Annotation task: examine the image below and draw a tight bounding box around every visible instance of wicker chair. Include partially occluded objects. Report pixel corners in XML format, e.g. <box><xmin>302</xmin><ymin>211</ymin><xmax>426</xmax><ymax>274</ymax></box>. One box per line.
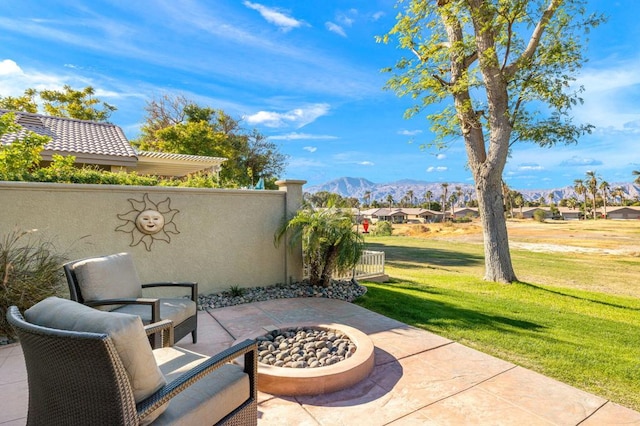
<box><xmin>63</xmin><ymin>252</ymin><xmax>198</xmax><ymax>346</ymax></box>
<box><xmin>7</xmin><ymin>298</ymin><xmax>258</xmax><ymax>425</ymax></box>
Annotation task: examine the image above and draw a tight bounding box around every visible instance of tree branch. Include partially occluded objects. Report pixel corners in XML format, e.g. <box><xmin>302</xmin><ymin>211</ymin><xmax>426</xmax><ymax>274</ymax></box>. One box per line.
<box><xmin>504</xmin><ymin>0</ymin><xmax>562</xmax><ymax>76</ymax></box>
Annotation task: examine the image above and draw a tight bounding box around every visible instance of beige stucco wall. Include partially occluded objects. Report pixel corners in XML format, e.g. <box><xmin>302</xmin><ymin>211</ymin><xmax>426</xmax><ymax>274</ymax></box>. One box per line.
<box><xmin>0</xmin><ymin>180</ymin><xmax>305</xmax><ymax>296</ymax></box>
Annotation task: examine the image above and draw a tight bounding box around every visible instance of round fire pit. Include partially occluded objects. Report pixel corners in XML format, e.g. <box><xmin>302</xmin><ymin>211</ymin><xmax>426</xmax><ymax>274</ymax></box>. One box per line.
<box><xmin>235</xmin><ymin>322</ymin><xmax>375</xmax><ymax>396</ymax></box>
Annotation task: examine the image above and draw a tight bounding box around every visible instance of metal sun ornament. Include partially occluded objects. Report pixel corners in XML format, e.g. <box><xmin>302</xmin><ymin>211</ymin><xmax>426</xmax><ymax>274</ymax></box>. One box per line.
<box><xmin>116</xmin><ymin>193</ymin><xmax>180</xmax><ymax>251</ymax></box>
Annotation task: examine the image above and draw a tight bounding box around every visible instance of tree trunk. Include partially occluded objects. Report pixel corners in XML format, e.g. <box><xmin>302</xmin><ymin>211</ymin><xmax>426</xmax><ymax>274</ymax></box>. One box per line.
<box><xmin>320</xmin><ymin>246</ymin><xmax>339</xmax><ymax>287</ymax></box>
<box><xmin>475</xmin><ymin>173</ymin><xmax>518</xmax><ymax>283</ymax></box>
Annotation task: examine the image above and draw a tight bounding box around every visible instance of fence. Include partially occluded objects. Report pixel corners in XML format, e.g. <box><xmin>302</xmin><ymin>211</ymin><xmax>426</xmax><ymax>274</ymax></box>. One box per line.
<box><xmin>319</xmin><ymin>250</ymin><xmax>386</xmax><ymax>281</ymax></box>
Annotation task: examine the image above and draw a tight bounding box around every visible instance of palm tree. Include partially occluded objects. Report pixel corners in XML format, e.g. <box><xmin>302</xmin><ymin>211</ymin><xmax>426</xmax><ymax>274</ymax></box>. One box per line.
<box><xmin>440</xmin><ymin>183</ymin><xmax>449</xmax><ymax>221</ymax></box>
<box><xmin>612</xmin><ymin>186</ymin><xmax>625</xmax><ymax>206</ymax></box>
<box><xmin>454</xmin><ymin>186</ymin><xmax>463</xmax><ymax>207</ymax></box>
<box><xmin>573</xmin><ymin>179</ymin><xmax>587</xmax><ymax>219</ymax></box>
<box><xmin>585</xmin><ymin>171</ymin><xmax>599</xmax><ymax>219</ymax></box>
<box><xmin>406</xmin><ymin>190</ymin><xmax>414</xmax><ymax>207</ymax></box>
<box><xmin>363</xmin><ymin>191</ymin><xmax>371</xmax><ymax>208</ymax></box>
<box><xmin>425</xmin><ymin>190</ymin><xmax>433</xmax><ymax>210</ymax></box>
<box><xmin>548</xmin><ymin>192</ymin><xmax>555</xmax><ymax>206</ymax></box>
<box><xmin>599</xmin><ymin>180</ymin><xmax>610</xmax><ymax>219</ymax></box>
<box><xmin>633</xmin><ymin>170</ymin><xmax>640</xmax><ymax>185</ymax></box>
<box><xmin>275</xmin><ymin>206</ymin><xmax>364</xmax><ymax>287</ymax></box>
<box><xmin>385</xmin><ymin>194</ymin><xmax>394</xmax><ymax>209</ymax></box>
<box><xmin>513</xmin><ymin>192</ymin><xmax>524</xmax><ymax>217</ymax></box>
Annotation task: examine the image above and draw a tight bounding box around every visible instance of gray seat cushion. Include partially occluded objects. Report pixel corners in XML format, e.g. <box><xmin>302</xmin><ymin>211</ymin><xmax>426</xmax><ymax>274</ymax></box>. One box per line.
<box><xmin>152</xmin><ymin>346</ymin><xmax>250</xmax><ymax>425</ymax></box>
<box><xmin>114</xmin><ymin>298</ymin><xmax>196</xmax><ymax>326</ymax></box>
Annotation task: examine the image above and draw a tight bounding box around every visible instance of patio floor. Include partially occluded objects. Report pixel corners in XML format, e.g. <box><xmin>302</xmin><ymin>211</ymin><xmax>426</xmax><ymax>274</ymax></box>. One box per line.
<box><xmin>1</xmin><ymin>297</ymin><xmax>639</xmax><ymax>425</ymax></box>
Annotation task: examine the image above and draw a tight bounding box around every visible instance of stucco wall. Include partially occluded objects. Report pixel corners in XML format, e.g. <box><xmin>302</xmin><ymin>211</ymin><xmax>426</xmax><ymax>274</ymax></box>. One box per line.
<box><xmin>0</xmin><ymin>180</ymin><xmax>306</xmax><ymax>296</ymax></box>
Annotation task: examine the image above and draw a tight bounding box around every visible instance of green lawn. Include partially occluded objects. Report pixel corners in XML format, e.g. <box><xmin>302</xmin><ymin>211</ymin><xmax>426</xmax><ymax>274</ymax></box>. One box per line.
<box><xmin>354</xmin><ymin>235</ymin><xmax>640</xmax><ymax>411</ymax></box>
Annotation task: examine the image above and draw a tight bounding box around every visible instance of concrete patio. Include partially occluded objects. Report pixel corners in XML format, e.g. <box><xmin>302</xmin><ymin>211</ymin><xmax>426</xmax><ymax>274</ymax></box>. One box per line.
<box><xmin>1</xmin><ymin>297</ymin><xmax>639</xmax><ymax>425</ymax></box>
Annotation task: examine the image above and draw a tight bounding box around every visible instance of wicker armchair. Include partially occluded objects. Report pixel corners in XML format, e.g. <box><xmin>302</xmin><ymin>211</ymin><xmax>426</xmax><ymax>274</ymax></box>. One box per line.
<box><xmin>63</xmin><ymin>252</ymin><xmax>198</xmax><ymax>346</ymax></box>
<box><xmin>7</xmin><ymin>298</ymin><xmax>257</xmax><ymax>425</ymax></box>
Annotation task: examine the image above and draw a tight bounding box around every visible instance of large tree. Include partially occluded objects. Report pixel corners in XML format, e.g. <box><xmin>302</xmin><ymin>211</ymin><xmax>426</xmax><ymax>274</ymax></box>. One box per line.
<box><xmin>380</xmin><ymin>0</ymin><xmax>602</xmax><ymax>282</ymax></box>
<box><xmin>136</xmin><ymin>95</ymin><xmax>287</xmax><ymax>188</ymax></box>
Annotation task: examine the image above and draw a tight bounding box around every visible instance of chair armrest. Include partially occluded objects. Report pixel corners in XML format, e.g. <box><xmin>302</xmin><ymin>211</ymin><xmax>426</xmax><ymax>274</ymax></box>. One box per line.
<box><xmin>83</xmin><ymin>298</ymin><xmax>161</xmax><ymax>323</ymax></box>
<box><xmin>144</xmin><ymin>319</ymin><xmax>174</xmax><ymax>348</ymax></box>
<box><xmin>141</xmin><ymin>282</ymin><xmax>198</xmax><ymax>302</ymax></box>
<box><xmin>136</xmin><ymin>339</ymin><xmax>258</xmax><ymax>421</ymax></box>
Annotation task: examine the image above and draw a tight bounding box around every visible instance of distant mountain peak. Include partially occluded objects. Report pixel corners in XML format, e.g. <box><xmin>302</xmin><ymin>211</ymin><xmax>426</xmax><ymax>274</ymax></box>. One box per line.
<box><xmin>305</xmin><ymin>176</ymin><xmax>640</xmax><ymax>203</ymax></box>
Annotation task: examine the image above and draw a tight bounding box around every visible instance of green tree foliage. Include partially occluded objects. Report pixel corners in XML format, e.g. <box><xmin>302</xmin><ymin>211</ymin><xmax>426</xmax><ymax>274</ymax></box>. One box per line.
<box><xmin>372</xmin><ymin>220</ymin><xmax>393</xmax><ymax>236</ymax></box>
<box><xmin>305</xmin><ymin>191</ymin><xmax>359</xmax><ymax>208</ymax></box>
<box><xmin>39</xmin><ymin>85</ymin><xmax>116</xmax><ymax>122</ymax></box>
<box><xmin>0</xmin><ymin>86</ymin><xmax>116</xmax><ymax>122</ymax></box>
<box><xmin>0</xmin><ymin>112</ymin><xmax>50</xmax><ymax>177</ymax></box>
<box><xmin>533</xmin><ymin>209</ymin><xmax>547</xmax><ymax>223</ymax></box>
<box><xmin>379</xmin><ymin>0</ymin><xmax>603</xmax><ymax>282</ymax></box>
<box><xmin>135</xmin><ymin>94</ymin><xmax>287</xmax><ymax>188</ymax></box>
<box><xmin>275</xmin><ymin>206</ymin><xmax>364</xmax><ymax>287</ymax></box>
<box><xmin>0</xmin><ymin>88</ymin><xmax>38</xmax><ymax>113</ymax></box>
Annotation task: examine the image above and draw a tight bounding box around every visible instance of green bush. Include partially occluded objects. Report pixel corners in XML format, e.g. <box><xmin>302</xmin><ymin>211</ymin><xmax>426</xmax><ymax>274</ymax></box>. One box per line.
<box><xmin>0</xmin><ymin>229</ymin><xmax>68</xmax><ymax>340</ymax></box>
<box><xmin>533</xmin><ymin>209</ymin><xmax>547</xmax><ymax>223</ymax></box>
<box><xmin>373</xmin><ymin>220</ymin><xmax>393</xmax><ymax>236</ymax></box>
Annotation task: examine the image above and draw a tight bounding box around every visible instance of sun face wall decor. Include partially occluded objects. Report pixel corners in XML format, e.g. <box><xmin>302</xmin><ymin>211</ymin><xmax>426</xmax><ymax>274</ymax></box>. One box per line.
<box><xmin>116</xmin><ymin>193</ymin><xmax>180</xmax><ymax>251</ymax></box>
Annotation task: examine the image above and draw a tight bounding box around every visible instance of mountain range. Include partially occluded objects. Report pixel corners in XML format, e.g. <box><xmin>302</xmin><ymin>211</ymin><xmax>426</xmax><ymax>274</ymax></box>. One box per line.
<box><xmin>305</xmin><ymin>177</ymin><xmax>640</xmax><ymax>204</ymax></box>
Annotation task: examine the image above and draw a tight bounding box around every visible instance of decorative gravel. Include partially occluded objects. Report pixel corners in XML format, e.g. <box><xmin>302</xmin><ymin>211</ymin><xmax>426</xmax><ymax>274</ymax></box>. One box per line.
<box><xmin>198</xmin><ymin>279</ymin><xmax>367</xmax><ymax>310</ymax></box>
<box><xmin>256</xmin><ymin>326</ymin><xmax>356</xmax><ymax>368</ymax></box>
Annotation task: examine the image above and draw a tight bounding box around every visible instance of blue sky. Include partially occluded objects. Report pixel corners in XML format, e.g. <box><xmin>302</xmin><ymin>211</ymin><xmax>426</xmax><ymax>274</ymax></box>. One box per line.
<box><xmin>0</xmin><ymin>0</ymin><xmax>638</xmax><ymax>190</ymax></box>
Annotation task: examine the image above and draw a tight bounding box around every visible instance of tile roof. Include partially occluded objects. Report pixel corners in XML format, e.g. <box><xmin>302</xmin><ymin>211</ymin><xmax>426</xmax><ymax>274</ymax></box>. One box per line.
<box><xmin>0</xmin><ymin>109</ymin><xmax>137</xmax><ymax>163</ymax></box>
<box><xmin>0</xmin><ymin>109</ymin><xmax>228</xmax><ymax>176</ymax></box>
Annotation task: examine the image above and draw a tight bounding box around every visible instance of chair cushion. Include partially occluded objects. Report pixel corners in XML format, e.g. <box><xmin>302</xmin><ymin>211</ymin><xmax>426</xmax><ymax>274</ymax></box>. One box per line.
<box><xmin>71</xmin><ymin>253</ymin><xmax>143</xmax><ymax>309</ymax></box>
<box><xmin>151</xmin><ymin>346</ymin><xmax>250</xmax><ymax>425</ymax></box>
<box><xmin>114</xmin><ymin>298</ymin><xmax>196</xmax><ymax>326</ymax></box>
<box><xmin>25</xmin><ymin>297</ymin><xmax>166</xmax><ymax>404</ymax></box>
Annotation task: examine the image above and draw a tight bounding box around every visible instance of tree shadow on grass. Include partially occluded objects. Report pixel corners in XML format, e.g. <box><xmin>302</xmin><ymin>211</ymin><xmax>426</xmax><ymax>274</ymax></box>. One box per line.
<box><xmin>358</xmin><ymin>281</ymin><xmax>546</xmax><ymax>335</ymax></box>
<box><xmin>364</xmin><ymin>241</ymin><xmax>484</xmax><ymax>269</ymax></box>
<box><xmin>518</xmin><ymin>281</ymin><xmax>640</xmax><ymax>312</ymax></box>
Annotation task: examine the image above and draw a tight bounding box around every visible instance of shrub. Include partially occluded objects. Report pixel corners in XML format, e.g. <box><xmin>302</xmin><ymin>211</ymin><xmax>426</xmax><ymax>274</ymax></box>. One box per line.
<box><xmin>373</xmin><ymin>220</ymin><xmax>393</xmax><ymax>236</ymax></box>
<box><xmin>275</xmin><ymin>207</ymin><xmax>364</xmax><ymax>287</ymax></box>
<box><xmin>533</xmin><ymin>209</ymin><xmax>547</xmax><ymax>223</ymax></box>
<box><xmin>0</xmin><ymin>229</ymin><xmax>68</xmax><ymax>340</ymax></box>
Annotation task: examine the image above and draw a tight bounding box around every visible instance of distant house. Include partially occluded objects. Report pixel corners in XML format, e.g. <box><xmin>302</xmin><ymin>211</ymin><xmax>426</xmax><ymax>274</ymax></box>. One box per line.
<box><xmin>0</xmin><ymin>109</ymin><xmax>226</xmax><ymax>177</ymax></box>
<box><xmin>605</xmin><ymin>206</ymin><xmax>640</xmax><ymax>220</ymax></box>
<box><xmin>451</xmin><ymin>207</ymin><xmax>479</xmax><ymax>219</ymax></box>
<box><xmin>557</xmin><ymin>207</ymin><xmax>582</xmax><ymax>220</ymax></box>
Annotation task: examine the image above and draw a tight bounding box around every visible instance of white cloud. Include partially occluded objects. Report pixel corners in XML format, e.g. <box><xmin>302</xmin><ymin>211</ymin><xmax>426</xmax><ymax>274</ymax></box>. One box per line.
<box><xmin>517</xmin><ymin>163</ymin><xmax>544</xmax><ymax>171</ymax></box>
<box><xmin>0</xmin><ymin>59</ymin><xmax>22</xmax><ymax>75</ymax></box>
<box><xmin>436</xmin><ymin>153</ymin><xmax>446</xmax><ymax>160</ymax></box>
<box><xmin>303</xmin><ymin>146</ymin><xmax>317</xmax><ymax>153</ymax></box>
<box><xmin>398</xmin><ymin>129</ymin><xmax>422</xmax><ymax>136</ymax></box>
<box><xmin>0</xmin><ymin>59</ymin><xmax>72</xmax><ymax>97</ymax></box>
<box><xmin>245</xmin><ymin>103</ymin><xmax>330</xmax><ymax>128</ymax></box>
<box><xmin>325</xmin><ymin>22</ymin><xmax>346</xmax><ymax>37</ymax></box>
<box><xmin>269</xmin><ymin>132</ymin><xmax>337</xmax><ymax>141</ymax></box>
<box><xmin>359</xmin><ymin>161</ymin><xmax>374</xmax><ymax>166</ymax></box>
<box><xmin>560</xmin><ymin>156</ymin><xmax>603</xmax><ymax>167</ymax></box>
<box><xmin>372</xmin><ymin>11</ymin><xmax>385</xmax><ymax>21</ymax></box>
<box><xmin>573</xmin><ymin>58</ymin><xmax>640</xmax><ymax>131</ymax></box>
<box><xmin>243</xmin><ymin>2</ymin><xmax>306</xmax><ymax>32</ymax></box>
<box><xmin>427</xmin><ymin>166</ymin><xmax>448</xmax><ymax>172</ymax></box>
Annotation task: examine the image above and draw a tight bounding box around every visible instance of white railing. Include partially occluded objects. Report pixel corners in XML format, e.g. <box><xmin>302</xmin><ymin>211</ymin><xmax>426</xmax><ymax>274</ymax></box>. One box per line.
<box><xmin>328</xmin><ymin>250</ymin><xmax>386</xmax><ymax>281</ymax></box>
